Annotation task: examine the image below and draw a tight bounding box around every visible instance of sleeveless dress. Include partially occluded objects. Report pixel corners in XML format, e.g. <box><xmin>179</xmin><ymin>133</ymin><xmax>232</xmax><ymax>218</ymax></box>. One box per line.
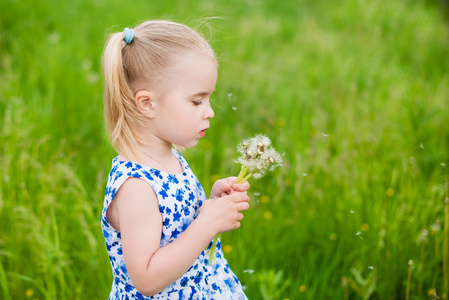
<box><xmin>101</xmin><ymin>149</ymin><xmax>248</xmax><ymax>300</ymax></box>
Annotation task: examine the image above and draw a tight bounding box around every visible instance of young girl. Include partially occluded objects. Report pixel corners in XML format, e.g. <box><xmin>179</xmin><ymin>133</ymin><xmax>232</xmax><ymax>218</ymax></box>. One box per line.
<box><xmin>101</xmin><ymin>20</ymin><xmax>250</xmax><ymax>299</ymax></box>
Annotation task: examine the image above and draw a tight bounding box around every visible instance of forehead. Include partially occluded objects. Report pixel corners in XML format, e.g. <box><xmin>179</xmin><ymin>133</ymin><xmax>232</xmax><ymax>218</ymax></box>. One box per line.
<box><xmin>169</xmin><ymin>54</ymin><xmax>218</xmax><ymax>92</ymax></box>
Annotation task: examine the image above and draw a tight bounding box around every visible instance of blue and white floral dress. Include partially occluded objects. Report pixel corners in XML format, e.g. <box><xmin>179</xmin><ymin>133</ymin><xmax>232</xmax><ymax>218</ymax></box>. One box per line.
<box><xmin>101</xmin><ymin>149</ymin><xmax>247</xmax><ymax>300</ymax></box>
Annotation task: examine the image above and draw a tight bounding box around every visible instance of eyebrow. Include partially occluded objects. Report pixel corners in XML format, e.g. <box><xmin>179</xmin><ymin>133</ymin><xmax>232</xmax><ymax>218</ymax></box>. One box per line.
<box><xmin>190</xmin><ymin>90</ymin><xmax>216</xmax><ymax>97</ymax></box>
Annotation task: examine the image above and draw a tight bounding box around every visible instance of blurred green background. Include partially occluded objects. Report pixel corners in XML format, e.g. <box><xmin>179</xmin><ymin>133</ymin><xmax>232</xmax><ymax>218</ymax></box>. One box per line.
<box><xmin>1</xmin><ymin>0</ymin><xmax>448</xmax><ymax>299</ymax></box>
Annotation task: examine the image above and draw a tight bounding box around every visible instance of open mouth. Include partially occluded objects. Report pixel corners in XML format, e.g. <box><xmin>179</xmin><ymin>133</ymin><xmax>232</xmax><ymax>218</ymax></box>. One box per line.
<box><xmin>199</xmin><ymin>128</ymin><xmax>208</xmax><ymax>138</ymax></box>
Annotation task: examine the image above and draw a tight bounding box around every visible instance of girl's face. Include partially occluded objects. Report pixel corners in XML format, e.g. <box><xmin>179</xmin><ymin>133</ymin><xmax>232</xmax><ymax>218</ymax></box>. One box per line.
<box><xmin>151</xmin><ymin>55</ymin><xmax>217</xmax><ymax>148</ymax></box>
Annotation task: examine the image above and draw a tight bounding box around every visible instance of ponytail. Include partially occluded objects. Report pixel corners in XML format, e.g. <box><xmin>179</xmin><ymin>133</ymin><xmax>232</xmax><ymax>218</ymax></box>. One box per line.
<box><xmin>102</xmin><ymin>32</ymin><xmax>145</xmax><ymax>163</ymax></box>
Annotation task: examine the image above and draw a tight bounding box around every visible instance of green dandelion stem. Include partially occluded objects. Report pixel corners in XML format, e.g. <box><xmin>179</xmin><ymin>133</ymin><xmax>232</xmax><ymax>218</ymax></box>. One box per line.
<box><xmin>236</xmin><ymin>165</ymin><xmax>249</xmax><ymax>183</ymax></box>
<box><xmin>240</xmin><ymin>173</ymin><xmax>252</xmax><ymax>183</ymax></box>
<box><xmin>208</xmin><ymin>234</ymin><xmax>221</xmax><ymax>266</ymax></box>
<box><xmin>209</xmin><ymin>165</ymin><xmax>252</xmax><ymax>265</ymax></box>
<box><xmin>443</xmin><ymin>180</ymin><xmax>449</xmax><ymax>295</ymax></box>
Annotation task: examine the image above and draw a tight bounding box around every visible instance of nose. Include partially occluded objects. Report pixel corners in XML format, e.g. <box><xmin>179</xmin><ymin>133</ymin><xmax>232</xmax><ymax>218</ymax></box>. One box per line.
<box><xmin>203</xmin><ymin>102</ymin><xmax>215</xmax><ymax>119</ymax></box>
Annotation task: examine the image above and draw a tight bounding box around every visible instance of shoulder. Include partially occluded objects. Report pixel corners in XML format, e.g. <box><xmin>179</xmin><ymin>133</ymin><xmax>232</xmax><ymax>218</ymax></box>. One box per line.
<box><xmin>108</xmin><ymin>177</ymin><xmax>160</xmax><ymax>231</ymax></box>
<box><xmin>115</xmin><ymin>177</ymin><xmax>157</xmax><ymax>205</ymax></box>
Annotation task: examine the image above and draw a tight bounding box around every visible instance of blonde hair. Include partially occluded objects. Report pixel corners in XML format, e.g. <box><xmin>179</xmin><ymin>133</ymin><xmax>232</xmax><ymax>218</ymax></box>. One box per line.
<box><xmin>102</xmin><ymin>20</ymin><xmax>216</xmax><ymax>163</ymax></box>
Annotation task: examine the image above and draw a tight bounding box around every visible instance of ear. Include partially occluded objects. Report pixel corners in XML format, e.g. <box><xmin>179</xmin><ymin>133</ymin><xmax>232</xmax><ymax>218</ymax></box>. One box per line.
<box><xmin>135</xmin><ymin>90</ymin><xmax>156</xmax><ymax>118</ymax></box>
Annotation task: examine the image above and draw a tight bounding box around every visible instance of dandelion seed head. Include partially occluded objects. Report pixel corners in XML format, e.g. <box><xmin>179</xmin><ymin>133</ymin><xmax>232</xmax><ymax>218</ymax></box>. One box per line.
<box><xmin>416</xmin><ymin>229</ymin><xmax>429</xmax><ymax>244</ymax></box>
<box><xmin>431</xmin><ymin>219</ymin><xmax>441</xmax><ymax>233</ymax></box>
<box><xmin>237</xmin><ymin>134</ymin><xmax>282</xmax><ymax>179</ymax></box>
<box><xmin>47</xmin><ymin>32</ymin><xmax>60</xmax><ymax>44</ymax></box>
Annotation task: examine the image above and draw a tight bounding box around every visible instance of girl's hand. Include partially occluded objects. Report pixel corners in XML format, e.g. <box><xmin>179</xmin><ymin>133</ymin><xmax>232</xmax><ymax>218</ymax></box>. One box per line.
<box><xmin>198</xmin><ymin>191</ymin><xmax>250</xmax><ymax>235</ymax></box>
<box><xmin>210</xmin><ymin>177</ymin><xmax>250</xmax><ymax>199</ymax></box>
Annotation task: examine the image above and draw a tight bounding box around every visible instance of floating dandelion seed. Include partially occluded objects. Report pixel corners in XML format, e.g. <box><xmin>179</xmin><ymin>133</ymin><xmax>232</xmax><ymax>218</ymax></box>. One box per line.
<box><xmin>302</xmin><ymin>173</ymin><xmax>308</xmax><ymax>177</ymax></box>
<box><xmin>356</xmin><ymin>231</ymin><xmax>363</xmax><ymax>239</ymax></box>
<box><xmin>208</xmin><ymin>134</ymin><xmax>283</xmax><ymax>264</ymax></box>
<box><xmin>243</xmin><ymin>269</ymin><xmax>255</xmax><ymax>274</ymax></box>
<box><xmin>368</xmin><ymin>266</ymin><xmax>374</xmax><ymax>270</ymax></box>
<box><xmin>348</xmin><ymin>210</ymin><xmax>355</xmax><ymax>216</ymax></box>
<box><xmin>441</xmin><ymin>163</ymin><xmax>447</xmax><ymax>167</ymax></box>
<box><xmin>232</xmin><ymin>106</ymin><xmax>237</xmax><ymax>111</ymax></box>
<box><xmin>420</xmin><ymin>144</ymin><xmax>424</xmax><ymax>149</ymax></box>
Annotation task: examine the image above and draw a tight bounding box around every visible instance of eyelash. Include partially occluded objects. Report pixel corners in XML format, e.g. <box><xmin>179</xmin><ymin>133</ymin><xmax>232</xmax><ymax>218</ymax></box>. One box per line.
<box><xmin>193</xmin><ymin>100</ymin><xmax>202</xmax><ymax>106</ymax></box>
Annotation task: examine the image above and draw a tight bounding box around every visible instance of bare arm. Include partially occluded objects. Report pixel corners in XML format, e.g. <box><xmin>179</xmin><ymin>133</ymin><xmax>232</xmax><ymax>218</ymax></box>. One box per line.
<box><xmin>111</xmin><ymin>177</ymin><xmax>250</xmax><ymax>296</ymax></box>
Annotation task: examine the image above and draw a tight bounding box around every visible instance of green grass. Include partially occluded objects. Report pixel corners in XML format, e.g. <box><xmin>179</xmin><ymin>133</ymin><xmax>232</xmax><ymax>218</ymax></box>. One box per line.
<box><xmin>1</xmin><ymin>0</ymin><xmax>449</xmax><ymax>299</ymax></box>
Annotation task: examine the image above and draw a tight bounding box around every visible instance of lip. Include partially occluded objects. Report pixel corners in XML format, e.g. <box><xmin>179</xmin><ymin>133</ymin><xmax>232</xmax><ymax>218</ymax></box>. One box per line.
<box><xmin>199</xmin><ymin>128</ymin><xmax>209</xmax><ymax>138</ymax></box>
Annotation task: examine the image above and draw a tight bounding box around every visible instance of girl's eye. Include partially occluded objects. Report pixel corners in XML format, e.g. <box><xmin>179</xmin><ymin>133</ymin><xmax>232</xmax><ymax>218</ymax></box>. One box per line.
<box><xmin>192</xmin><ymin>100</ymin><xmax>202</xmax><ymax>106</ymax></box>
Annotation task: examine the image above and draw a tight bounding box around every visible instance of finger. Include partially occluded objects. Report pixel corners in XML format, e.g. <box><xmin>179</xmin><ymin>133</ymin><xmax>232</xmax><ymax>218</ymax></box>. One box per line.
<box><xmin>227</xmin><ymin>193</ymin><xmax>250</xmax><ymax>203</ymax></box>
<box><xmin>236</xmin><ymin>201</ymin><xmax>250</xmax><ymax>211</ymax></box>
<box><xmin>216</xmin><ymin>179</ymin><xmax>232</xmax><ymax>192</ymax></box>
<box><xmin>236</xmin><ymin>212</ymin><xmax>244</xmax><ymax>221</ymax></box>
<box><xmin>232</xmin><ymin>181</ymin><xmax>250</xmax><ymax>192</ymax></box>
<box><xmin>233</xmin><ymin>221</ymin><xmax>241</xmax><ymax>229</ymax></box>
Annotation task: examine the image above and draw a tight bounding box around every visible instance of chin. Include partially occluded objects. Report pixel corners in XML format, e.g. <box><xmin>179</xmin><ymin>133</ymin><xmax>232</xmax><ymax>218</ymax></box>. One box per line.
<box><xmin>179</xmin><ymin>140</ymin><xmax>199</xmax><ymax>149</ymax></box>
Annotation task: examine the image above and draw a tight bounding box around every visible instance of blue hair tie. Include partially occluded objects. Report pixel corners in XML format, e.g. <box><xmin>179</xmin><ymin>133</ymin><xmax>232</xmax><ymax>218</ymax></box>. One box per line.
<box><xmin>123</xmin><ymin>27</ymin><xmax>134</xmax><ymax>44</ymax></box>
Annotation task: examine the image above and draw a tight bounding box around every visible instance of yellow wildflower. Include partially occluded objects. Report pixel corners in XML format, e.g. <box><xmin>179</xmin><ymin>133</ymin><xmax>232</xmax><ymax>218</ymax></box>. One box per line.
<box><xmin>263</xmin><ymin>211</ymin><xmax>272</xmax><ymax>220</ymax></box>
<box><xmin>261</xmin><ymin>195</ymin><xmax>269</xmax><ymax>203</ymax></box>
<box><xmin>223</xmin><ymin>245</ymin><xmax>232</xmax><ymax>253</ymax></box>
<box><xmin>386</xmin><ymin>188</ymin><xmax>394</xmax><ymax>197</ymax></box>
<box><xmin>299</xmin><ymin>285</ymin><xmax>306</xmax><ymax>292</ymax></box>
<box><xmin>361</xmin><ymin>223</ymin><xmax>370</xmax><ymax>232</ymax></box>
<box><xmin>25</xmin><ymin>289</ymin><xmax>33</xmax><ymax>297</ymax></box>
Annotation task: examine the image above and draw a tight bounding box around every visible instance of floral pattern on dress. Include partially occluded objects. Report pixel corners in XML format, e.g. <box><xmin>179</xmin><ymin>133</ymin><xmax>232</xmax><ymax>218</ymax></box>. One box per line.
<box><xmin>101</xmin><ymin>149</ymin><xmax>247</xmax><ymax>300</ymax></box>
